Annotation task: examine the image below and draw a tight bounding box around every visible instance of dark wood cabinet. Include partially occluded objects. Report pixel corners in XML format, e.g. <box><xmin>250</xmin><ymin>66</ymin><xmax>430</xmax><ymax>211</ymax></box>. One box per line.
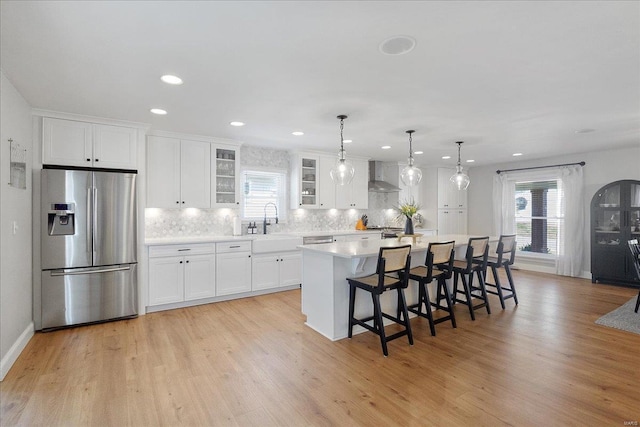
<box><xmin>590</xmin><ymin>179</ymin><xmax>640</xmax><ymax>285</ymax></box>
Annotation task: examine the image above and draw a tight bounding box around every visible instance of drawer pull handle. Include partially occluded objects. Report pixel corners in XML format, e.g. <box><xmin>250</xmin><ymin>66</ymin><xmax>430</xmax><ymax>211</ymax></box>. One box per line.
<box><xmin>178</xmin><ymin>249</ymin><xmax>191</xmax><ymax>251</ymax></box>
<box><xmin>229</xmin><ymin>245</ymin><xmax>241</xmax><ymax>248</ymax></box>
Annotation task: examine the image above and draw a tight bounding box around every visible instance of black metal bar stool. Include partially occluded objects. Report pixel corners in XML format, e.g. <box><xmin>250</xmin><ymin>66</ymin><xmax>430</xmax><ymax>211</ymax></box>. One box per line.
<box><xmin>407</xmin><ymin>241</ymin><xmax>456</xmax><ymax>336</ymax></box>
<box><xmin>347</xmin><ymin>245</ymin><xmax>413</xmax><ymax>356</ymax></box>
<box><xmin>452</xmin><ymin>236</ymin><xmax>491</xmax><ymax>320</ymax></box>
<box><xmin>484</xmin><ymin>234</ymin><xmax>519</xmax><ymax>309</ymax></box>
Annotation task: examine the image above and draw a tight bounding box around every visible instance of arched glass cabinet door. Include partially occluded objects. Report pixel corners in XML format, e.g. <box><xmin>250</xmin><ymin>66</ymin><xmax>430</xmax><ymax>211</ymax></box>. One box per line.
<box><xmin>630</xmin><ymin>182</ymin><xmax>640</xmax><ymax>238</ymax></box>
<box><xmin>592</xmin><ymin>182</ymin><xmax>621</xmax><ymax>246</ymax></box>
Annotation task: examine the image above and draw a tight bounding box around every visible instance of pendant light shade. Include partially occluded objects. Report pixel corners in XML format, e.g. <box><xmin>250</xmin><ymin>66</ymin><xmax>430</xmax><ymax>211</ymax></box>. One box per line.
<box><xmin>400</xmin><ymin>130</ymin><xmax>422</xmax><ymax>186</ymax></box>
<box><xmin>330</xmin><ymin>115</ymin><xmax>355</xmax><ymax>186</ymax></box>
<box><xmin>450</xmin><ymin>141</ymin><xmax>470</xmax><ymax>190</ymax></box>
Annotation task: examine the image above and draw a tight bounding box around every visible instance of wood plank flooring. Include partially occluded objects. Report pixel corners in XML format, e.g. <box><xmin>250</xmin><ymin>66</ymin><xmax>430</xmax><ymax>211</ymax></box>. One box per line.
<box><xmin>1</xmin><ymin>270</ymin><xmax>639</xmax><ymax>426</ymax></box>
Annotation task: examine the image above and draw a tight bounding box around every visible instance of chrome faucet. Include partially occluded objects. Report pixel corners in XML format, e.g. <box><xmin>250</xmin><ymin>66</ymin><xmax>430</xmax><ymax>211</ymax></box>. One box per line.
<box><xmin>263</xmin><ymin>202</ymin><xmax>278</xmax><ymax>234</ymax></box>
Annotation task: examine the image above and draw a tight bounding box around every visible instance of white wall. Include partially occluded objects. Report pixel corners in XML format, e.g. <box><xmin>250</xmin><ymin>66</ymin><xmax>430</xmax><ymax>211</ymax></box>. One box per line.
<box><xmin>467</xmin><ymin>144</ymin><xmax>640</xmax><ymax>275</ymax></box>
<box><xmin>0</xmin><ymin>70</ymin><xmax>34</xmax><ymax>379</ymax></box>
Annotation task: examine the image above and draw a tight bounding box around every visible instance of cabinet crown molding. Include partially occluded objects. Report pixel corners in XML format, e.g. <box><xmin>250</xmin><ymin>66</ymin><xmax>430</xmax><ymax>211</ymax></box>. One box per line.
<box><xmin>33</xmin><ymin>109</ymin><xmax>150</xmax><ymax>130</ymax></box>
<box><xmin>147</xmin><ymin>129</ymin><xmax>242</xmax><ymax>146</ymax></box>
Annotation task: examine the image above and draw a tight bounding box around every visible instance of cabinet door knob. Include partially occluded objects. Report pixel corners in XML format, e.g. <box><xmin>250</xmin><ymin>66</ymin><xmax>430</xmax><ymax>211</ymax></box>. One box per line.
<box><xmin>248</xmin><ymin>255</ymin><xmax>251</xmax><ymax>258</ymax></box>
<box><xmin>186</xmin><ymin>260</ymin><xmax>189</xmax><ymax>263</ymax></box>
<box><xmin>181</xmin><ymin>201</ymin><xmax>185</xmax><ymax>204</ymax></box>
<box><xmin>179</xmin><ymin>261</ymin><xmax>183</xmax><ymax>264</ymax></box>
<box><xmin>176</xmin><ymin>201</ymin><xmax>179</xmax><ymax>204</ymax></box>
<box><xmin>95</xmin><ymin>159</ymin><xmax>99</xmax><ymax>162</ymax></box>
<box><xmin>86</xmin><ymin>158</ymin><xmax>91</xmax><ymax>162</ymax></box>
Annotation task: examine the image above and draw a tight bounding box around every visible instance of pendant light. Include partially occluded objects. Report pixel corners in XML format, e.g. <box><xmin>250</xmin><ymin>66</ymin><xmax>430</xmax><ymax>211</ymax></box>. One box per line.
<box><xmin>450</xmin><ymin>141</ymin><xmax>470</xmax><ymax>190</ymax></box>
<box><xmin>400</xmin><ymin>130</ymin><xmax>422</xmax><ymax>186</ymax></box>
<box><xmin>329</xmin><ymin>115</ymin><xmax>355</xmax><ymax>186</ymax></box>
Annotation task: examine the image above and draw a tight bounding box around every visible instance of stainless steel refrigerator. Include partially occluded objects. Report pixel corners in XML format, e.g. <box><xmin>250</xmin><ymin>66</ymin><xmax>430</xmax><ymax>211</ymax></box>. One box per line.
<box><xmin>38</xmin><ymin>168</ymin><xmax>138</xmax><ymax>330</ymax></box>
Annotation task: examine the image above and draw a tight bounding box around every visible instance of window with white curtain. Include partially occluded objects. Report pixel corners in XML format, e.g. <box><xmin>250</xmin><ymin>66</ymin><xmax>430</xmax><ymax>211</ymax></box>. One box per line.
<box><xmin>242</xmin><ymin>168</ymin><xmax>287</xmax><ymax>221</ymax></box>
<box><xmin>493</xmin><ymin>164</ymin><xmax>584</xmax><ymax>277</ymax></box>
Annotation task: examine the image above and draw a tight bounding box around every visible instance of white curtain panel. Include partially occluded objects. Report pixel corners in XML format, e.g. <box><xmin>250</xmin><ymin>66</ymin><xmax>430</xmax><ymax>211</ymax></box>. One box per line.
<box><xmin>556</xmin><ymin>165</ymin><xmax>584</xmax><ymax>276</ymax></box>
<box><xmin>492</xmin><ymin>165</ymin><xmax>585</xmax><ymax>277</ymax></box>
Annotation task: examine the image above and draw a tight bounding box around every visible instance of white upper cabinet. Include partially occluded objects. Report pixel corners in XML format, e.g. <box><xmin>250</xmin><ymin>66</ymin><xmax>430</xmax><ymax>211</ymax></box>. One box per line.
<box><xmin>147</xmin><ymin>136</ymin><xmax>211</xmax><ymax>208</ymax></box>
<box><xmin>437</xmin><ymin>168</ymin><xmax>467</xmax><ymax>209</ymax></box>
<box><xmin>318</xmin><ymin>154</ymin><xmax>336</xmax><ymax>209</ymax></box>
<box><xmin>181</xmin><ymin>139</ymin><xmax>211</xmax><ymax>208</ymax></box>
<box><xmin>43</xmin><ymin>117</ymin><xmax>137</xmax><ymax>169</ymax></box>
<box><xmin>212</xmin><ymin>145</ymin><xmax>241</xmax><ymax>207</ymax></box>
<box><xmin>335</xmin><ymin>158</ymin><xmax>369</xmax><ymax>209</ymax></box>
<box><xmin>292</xmin><ymin>153</ymin><xmax>368</xmax><ymax>210</ymax></box>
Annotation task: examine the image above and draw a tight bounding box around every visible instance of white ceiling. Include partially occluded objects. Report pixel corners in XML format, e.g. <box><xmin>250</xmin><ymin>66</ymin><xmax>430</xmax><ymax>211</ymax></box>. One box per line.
<box><xmin>1</xmin><ymin>1</ymin><xmax>639</xmax><ymax>166</ymax></box>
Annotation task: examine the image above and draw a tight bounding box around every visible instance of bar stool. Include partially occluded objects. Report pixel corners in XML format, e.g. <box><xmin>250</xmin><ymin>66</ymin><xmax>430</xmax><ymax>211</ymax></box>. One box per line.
<box><xmin>347</xmin><ymin>245</ymin><xmax>413</xmax><ymax>356</ymax></box>
<box><xmin>407</xmin><ymin>241</ymin><xmax>456</xmax><ymax>336</ymax></box>
<box><xmin>452</xmin><ymin>236</ymin><xmax>491</xmax><ymax>320</ymax></box>
<box><xmin>485</xmin><ymin>234</ymin><xmax>519</xmax><ymax>309</ymax></box>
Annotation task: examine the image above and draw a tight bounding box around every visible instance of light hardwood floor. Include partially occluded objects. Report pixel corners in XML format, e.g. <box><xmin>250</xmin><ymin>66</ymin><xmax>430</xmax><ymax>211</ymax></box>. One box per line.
<box><xmin>1</xmin><ymin>270</ymin><xmax>639</xmax><ymax>426</ymax></box>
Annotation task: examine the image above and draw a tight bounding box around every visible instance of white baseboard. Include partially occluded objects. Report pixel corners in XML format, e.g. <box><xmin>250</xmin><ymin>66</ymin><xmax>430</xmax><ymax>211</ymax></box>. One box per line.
<box><xmin>0</xmin><ymin>322</ymin><xmax>34</xmax><ymax>381</ymax></box>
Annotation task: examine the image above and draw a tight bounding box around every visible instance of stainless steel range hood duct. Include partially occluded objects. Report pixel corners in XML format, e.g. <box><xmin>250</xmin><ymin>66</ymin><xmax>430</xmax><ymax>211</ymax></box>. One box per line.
<box><xmin>368</xmin><ymin>161</ymin><xmax>401</xmax><ymax>192</ymax></box>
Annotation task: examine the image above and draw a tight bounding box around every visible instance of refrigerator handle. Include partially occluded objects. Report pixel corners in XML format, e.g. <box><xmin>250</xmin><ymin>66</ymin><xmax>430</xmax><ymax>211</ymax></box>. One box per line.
<box><xmin>93</xmin><ymin>186</ymin><xmax>98</xmax><ymax>257</ymax></box>
<box><xmin>86</xmin><ymin>187</ymin><xmax>93</xmax><ymax>253</ymax></box>
<box><xmin>50</xmin><ymin>265</ymin><xmax>132</xmax><ymax>276</ymax></box>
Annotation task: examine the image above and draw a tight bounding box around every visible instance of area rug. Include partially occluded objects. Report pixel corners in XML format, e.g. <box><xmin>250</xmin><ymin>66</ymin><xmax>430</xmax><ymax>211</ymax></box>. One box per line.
<box><xmin>595</xmin><ymin>297</ymin><xmax>640</xmax><ymax>335</ymax></box>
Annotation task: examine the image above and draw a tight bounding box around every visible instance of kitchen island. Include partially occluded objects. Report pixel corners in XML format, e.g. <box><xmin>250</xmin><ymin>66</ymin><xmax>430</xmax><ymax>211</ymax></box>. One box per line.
<box><xmin>299</xmin><ymin>234</ymin><xmax>495</xmax><ymax>341</ymax></box>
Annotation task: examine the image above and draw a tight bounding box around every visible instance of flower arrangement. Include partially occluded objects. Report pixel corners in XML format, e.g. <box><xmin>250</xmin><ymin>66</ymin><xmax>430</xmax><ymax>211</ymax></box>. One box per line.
<box><xmin>395</xmin><ymin>197</ymin><xmax>420</xmax><ymax>220</ymax></box>
<box><xmin>396</xmin><ymin>198</ymin><xmax>420</xmax><ymax>235</ymax></box>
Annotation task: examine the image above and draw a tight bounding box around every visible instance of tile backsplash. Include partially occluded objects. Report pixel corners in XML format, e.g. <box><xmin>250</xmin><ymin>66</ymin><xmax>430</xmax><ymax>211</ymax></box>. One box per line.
<box><xmin>145</xmin><ymin>145</ymin><xmax>413</xmax><ymax>239</ymax></box>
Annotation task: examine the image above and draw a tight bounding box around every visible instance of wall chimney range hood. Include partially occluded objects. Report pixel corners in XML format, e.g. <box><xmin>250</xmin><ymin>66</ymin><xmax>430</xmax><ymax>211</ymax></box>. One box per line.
<box><xmin>368</xmin><ymin>161</ymin><xmax>401</xmax><ymax>192</ymax></box>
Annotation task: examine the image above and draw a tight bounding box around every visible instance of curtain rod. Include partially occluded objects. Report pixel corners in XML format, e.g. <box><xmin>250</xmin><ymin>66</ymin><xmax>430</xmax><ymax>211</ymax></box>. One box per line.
<box><xmin>496</xmin><ymin>161</ymin><xmax>585</xmax><ymax>175</ymax></box>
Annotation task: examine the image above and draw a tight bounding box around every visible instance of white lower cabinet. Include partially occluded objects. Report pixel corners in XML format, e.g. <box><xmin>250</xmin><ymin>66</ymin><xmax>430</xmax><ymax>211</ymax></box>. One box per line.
<box><xmin>148</xmin><ymin>256</ymin><xmax>185</xmax><ymax>305</ymax></box>
<box><xmin>252</xmin><ymin>251</ymin><xmax>302</xmax><ymax>291</ymax></box>
<box><xmin>216</xmin><ymin>242</ymin><xmax>252</xmax><ymax>296</ymax></box>
<box><xmin>148</xmin><ymin>243</ymin><xmax>216</xmax><ymax>306</ymax></box>
<box><xmin>184</xmin><ymin>254</ymin><xmax>217</xmax><ymax>300</ymax></box>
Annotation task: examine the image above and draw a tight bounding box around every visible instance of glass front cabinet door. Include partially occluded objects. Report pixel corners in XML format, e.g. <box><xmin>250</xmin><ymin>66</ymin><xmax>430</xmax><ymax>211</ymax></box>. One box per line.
<box><xmin>290</xmin><ymin>154</ymin><xmax>320</xmax><ymax>209</ymax></box>
<box><xmin>212</xmin><ymin>145</ymin><xmax>240</xmax><ymax>207</ymax></box>
<box><xmin>591</xmin><ymin>180</ymin><xmax>640</xmax><ymax>285</ymax></box>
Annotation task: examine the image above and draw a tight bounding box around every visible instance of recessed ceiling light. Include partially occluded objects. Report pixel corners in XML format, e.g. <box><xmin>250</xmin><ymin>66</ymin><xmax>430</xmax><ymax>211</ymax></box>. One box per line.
<box><xmin>381</xmin><ymin>145</ymin><xmax>391</xmax><ymax>150</ymax></box>
<box><xmin>466</xmin><ymin>159</ymin><xmax>475</xmax><ymax>163</ymax></box>
<box><xmin>292</xmin><ymin>131</ymin><xmax>304</xmax><ymax>136</ymax></box>
<box><xmin>513</xmin><ymin>153</ymin><xmax>523</xmax><ymax>156</ymax></box>
<box><xmin>160</xmin><ymin>75</ymin><xmax>183</xmax><ymax>85</ymax></box>
<box><xmin>150</xmin><ymin>108</ymin><xmax>167</xmax><ymax>115</ymax></box>
<box><xmin>229</xmin><ymin>121</ymin><xmax>245</xmax><ymax>127</ymax></box>
<box><xmin>442</xmin><ymin>155</ymin><xmax>451</xmax><ymax>160</ymax></box>
<box><xmin>343</xmin><ymin>139</ymin><xmax>352</xmax><ymax>144</ymax></box>
<box><xmin>379</xmin><ymin>35</ymin><xmax>416</xmax><ymax>55</ymax></box>
<box><xmin>575</xmin><ymin>128</ymin><xmax>596</xmax><ymax>134</ymax></box>
<box><xmin>414</xmin><ymin>151</ymin><xmax>423</xmax><ymax>155</ymax></box>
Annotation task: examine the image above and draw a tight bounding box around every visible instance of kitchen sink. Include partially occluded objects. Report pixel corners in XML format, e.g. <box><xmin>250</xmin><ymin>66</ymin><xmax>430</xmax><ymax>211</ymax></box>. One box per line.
<box><xmin>252</xmin><ymin>234</ymin><xmax>303</xmax><ymax>253</ymax></box>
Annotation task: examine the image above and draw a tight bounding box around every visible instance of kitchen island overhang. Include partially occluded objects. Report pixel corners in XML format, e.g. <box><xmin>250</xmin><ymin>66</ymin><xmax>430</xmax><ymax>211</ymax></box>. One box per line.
<box><xmin>299</xmin><ymin>235</ymin><xmax>495</xmax><ymax>341</ymax></box>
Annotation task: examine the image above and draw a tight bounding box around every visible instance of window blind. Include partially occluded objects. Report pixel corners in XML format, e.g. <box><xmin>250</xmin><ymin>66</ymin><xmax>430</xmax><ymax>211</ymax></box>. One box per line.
<box><xmin>242</xmin><ymin>170</ymin><xmax>285</xmax><ymax>219</ymax></box>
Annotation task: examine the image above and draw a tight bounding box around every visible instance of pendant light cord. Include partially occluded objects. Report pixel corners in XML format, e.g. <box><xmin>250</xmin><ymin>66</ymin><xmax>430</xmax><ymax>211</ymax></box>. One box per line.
<box><xmin>337</xmin><ymin>115</ymin><xmax>347</xmax><ymax>160</ymax></box>
<box><xmin>406</xmin><ymin>130</ymin><xmax>415</xmax><ymax>165</ymax></box>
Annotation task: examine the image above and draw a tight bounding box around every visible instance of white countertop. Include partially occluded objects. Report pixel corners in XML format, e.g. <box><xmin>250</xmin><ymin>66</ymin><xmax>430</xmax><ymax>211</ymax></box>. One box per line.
<box><xmin>145</xmin><ymin>235</ymin><xmax>253</xmax><ymax>246</ymax></box>
<box><xmin>299</xmin><ymin>234</ymin><xmax>496</xmax><ymax>259</ymax></box>
<box><xmin>145</xmin><ymin>229</ymin><xmax>385</xmax><ymax>245</ymax></box>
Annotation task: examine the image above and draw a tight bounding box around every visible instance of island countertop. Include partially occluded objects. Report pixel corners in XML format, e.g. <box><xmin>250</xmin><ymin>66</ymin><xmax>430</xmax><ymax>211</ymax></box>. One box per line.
<box><xmin>299</xmin><ymin>233</ymin><xmax>498</xmax><ymax>341</ymax></box>
<box><xmin>298</xmin><ymin>234</ymin><xmax>489</xmax><ymax>259</ymax></box>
